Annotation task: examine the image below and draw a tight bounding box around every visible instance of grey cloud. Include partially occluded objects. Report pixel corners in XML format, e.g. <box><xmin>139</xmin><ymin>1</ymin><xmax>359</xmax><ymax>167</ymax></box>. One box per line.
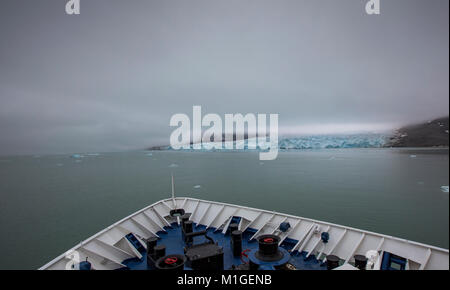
<box><xmin>0</xmin><ymin>0</ymin><xmax>448</xmax><ymax>155</ymax></box>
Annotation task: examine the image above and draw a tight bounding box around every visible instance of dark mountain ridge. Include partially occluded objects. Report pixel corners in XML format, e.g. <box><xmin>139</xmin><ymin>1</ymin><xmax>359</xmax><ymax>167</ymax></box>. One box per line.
<box><xmin>387</xmin><ymin>117</ymin><xmax>449</xmax><ymax>148</ymax></box>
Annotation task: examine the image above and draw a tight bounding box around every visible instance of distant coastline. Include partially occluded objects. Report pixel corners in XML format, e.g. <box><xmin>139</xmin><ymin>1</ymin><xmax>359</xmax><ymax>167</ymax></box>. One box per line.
<box><xmin>386</xmin><ymin>117</ymin><xmax>449</xmax><ymax>148</ymax></box>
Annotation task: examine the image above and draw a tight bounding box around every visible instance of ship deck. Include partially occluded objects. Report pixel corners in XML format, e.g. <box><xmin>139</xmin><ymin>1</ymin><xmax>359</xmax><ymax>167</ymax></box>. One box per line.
<box><xmin>40</xmin><ymin>197</ymin><xmax>449</xmax><ymax>270</ymax></box>
<box><xmin>122</xmin><ymin>222</ymin><xmax>327</xmax><ymax>270</ymax></box>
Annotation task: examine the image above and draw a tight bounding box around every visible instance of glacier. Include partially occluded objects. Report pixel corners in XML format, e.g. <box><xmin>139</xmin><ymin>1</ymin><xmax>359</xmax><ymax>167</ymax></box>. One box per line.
<box><xmin>167</xmin><ymin>134</ymin><xmax>388</xmax><ymax>151</ymax></box>
<box><xmin>277</xmin><ymin>134</ymin><xmax>387</xmax><ymax>150</ymax></box>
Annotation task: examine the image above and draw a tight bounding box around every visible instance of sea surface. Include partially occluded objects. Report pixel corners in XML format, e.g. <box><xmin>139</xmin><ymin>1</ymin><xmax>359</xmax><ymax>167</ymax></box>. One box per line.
<box><xmin>0</xmin><ymin>148</ymin><xmax>448</xmax><ymax>269</ymax></box>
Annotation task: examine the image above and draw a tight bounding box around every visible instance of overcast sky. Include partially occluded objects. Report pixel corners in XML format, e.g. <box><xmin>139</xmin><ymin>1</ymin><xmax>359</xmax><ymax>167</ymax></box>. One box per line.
<box><xmin>0</xmin><ymin>0</ymin><xmax>448</xmax><ymax>155</ymax></box>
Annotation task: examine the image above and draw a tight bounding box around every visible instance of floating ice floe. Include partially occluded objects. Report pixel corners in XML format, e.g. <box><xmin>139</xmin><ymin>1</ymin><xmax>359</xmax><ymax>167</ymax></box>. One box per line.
<box><xmin>441</xmin><ymin>186</ymin><xmax>449</xmax><ymax>193</ymax></box>
<box><xmin>409</xmin><ymin>155</ymin><xmax>417</xmax><ymax>158</ymax></box>
<box><xmin>71</xmin><ymin>154</ymin><xmax>82</xmax><ymax>159</ymax></box>
<box><xmin>86</xmin><ymin>153</ymin><xmax>100</xmax><ymax>156</ymax></box>
<box><xmin>145</xmin><ymin>153</ymin><xmax>153</xmax><ymax>156</ymax></box>
<box><xmin>168</xmin><ymin>163</ymin><xmax>179</xmax><ymax>168</ymax></box>
<box><xmin>193</xmin><ymin>185</ymin><xmax>201</xmax><ymax>189</ymax></box>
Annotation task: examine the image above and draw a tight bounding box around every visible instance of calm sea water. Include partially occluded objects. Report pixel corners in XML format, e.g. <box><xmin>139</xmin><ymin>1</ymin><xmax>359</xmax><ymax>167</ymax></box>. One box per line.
<box><xmin>0</xmin><ymin>148</ymin><xmax>448</xmax><ymax>269</ymax></box>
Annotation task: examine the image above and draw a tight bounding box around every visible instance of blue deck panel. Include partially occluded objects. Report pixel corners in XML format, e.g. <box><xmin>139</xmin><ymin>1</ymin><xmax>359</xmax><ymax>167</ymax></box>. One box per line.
<box><xmin>122</xmin><ymin>222</ymin><xmax>327</xmax><ymax>270</ymax></box>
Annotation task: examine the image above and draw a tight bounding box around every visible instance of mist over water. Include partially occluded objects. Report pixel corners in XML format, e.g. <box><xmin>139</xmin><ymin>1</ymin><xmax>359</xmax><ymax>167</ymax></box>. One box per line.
<box><xmin>0</xmin><ymin>149</ymin><xmax>448</xmax><ymax>269</ymax></box>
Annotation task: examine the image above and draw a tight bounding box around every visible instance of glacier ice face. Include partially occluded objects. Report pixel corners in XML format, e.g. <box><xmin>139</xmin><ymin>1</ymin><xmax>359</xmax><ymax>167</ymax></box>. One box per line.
<box><xmin>278</xmin><ymin>134</ymin><xmax>388</xmax><ymax>150</ymax></box>
<box><xmin>168</xmin><ymin>134</ymin><xmax>388</xmax><ymax>151</ymax></box>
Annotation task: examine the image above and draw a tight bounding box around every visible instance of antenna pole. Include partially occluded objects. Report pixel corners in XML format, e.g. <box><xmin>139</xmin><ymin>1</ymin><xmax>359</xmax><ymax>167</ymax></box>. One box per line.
<box><xmin>171</xmin><ymin>173</ymin><xmax>176</xmax><ymax>208</ymax></box>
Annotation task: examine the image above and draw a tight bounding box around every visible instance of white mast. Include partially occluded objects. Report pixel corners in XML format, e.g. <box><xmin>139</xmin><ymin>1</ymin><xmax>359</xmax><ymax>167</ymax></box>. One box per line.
<box><xmin>171</xmin><ymin>173</ymin><xmax>176</xmax><ymax>208</ymax></box>
<box><xmin>171</xmin><ymin>173</ymin><xmax>180</xmax><ymax>225</ymax></box>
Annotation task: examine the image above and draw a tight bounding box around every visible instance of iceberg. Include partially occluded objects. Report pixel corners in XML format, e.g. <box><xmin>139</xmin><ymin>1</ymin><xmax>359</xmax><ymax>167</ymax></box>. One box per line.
<box><xmin>441</xmin><ymin>186</ymin><xmax>449</xmax><ymax>193</ymax></box>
